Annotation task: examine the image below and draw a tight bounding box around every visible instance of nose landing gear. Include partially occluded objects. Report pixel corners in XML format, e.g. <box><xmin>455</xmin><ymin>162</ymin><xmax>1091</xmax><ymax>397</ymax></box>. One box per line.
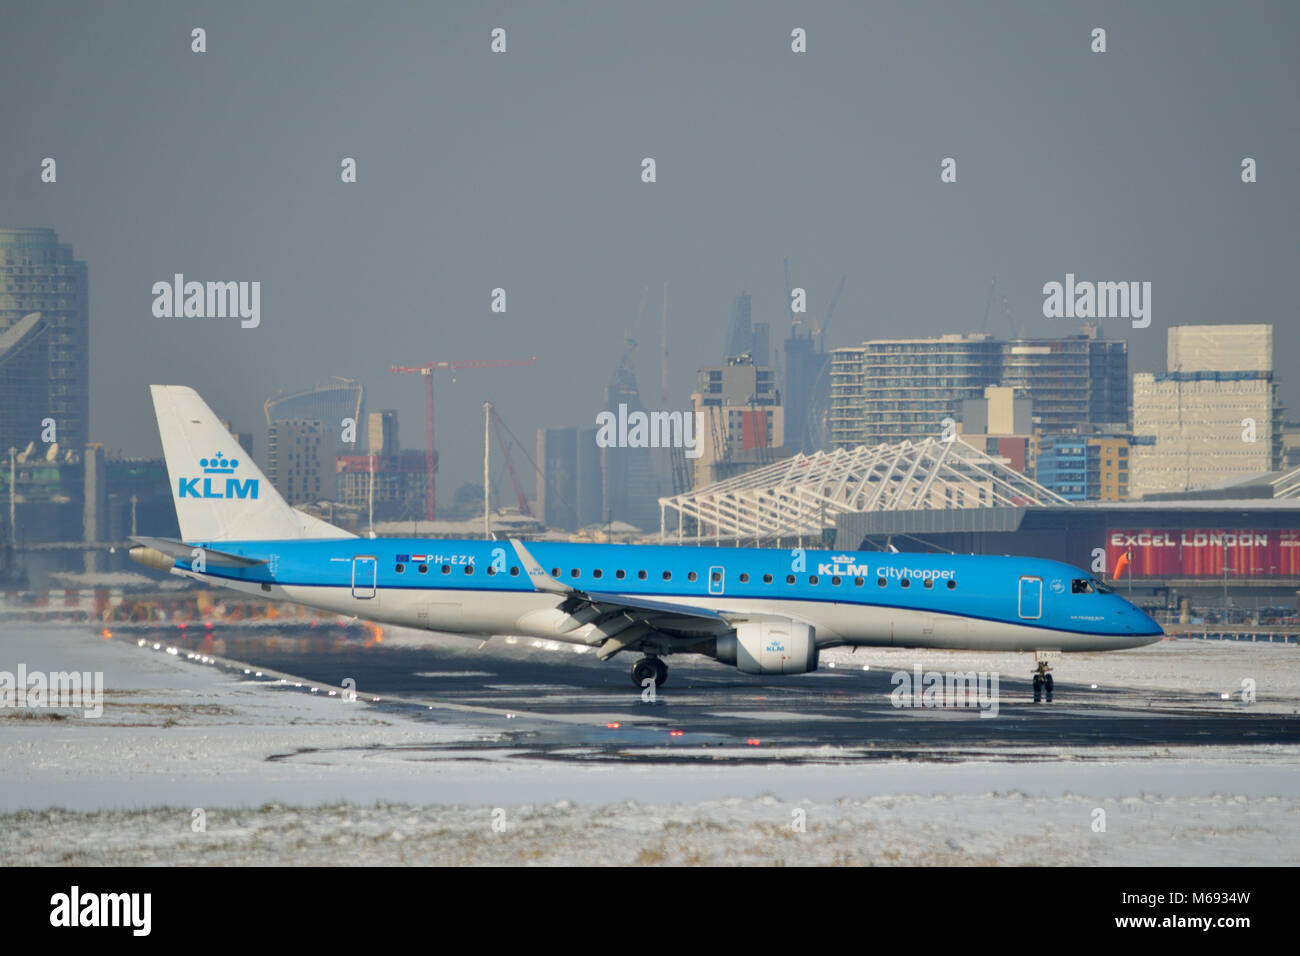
<box><xmin>631</xmin><ymin>656</ymin><xmax>668</xmax><ymax>688</ymax></box>
<box><xmin>1032</xmin><ymin>661</ymin><xmax>1054</xmax><ymax>702</ymax></box>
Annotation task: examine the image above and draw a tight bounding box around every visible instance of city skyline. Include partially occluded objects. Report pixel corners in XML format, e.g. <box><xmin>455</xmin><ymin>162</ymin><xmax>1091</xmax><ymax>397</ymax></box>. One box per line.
<box><xmin>3</xmin><ymin>2</ymin><xmax>1296</xmax><ymax>495</ymax></box>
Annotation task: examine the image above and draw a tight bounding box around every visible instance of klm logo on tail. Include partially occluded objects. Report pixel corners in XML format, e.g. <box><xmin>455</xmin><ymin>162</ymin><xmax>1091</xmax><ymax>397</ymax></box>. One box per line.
<box><xmin>178</xmin><ymin>452</ymin><xmax>258</xmax><ymax>500</ymax></box>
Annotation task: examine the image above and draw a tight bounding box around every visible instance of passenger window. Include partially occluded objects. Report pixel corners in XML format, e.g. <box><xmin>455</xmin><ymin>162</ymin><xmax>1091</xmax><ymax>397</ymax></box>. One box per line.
<box><xmin>441</xmin><ymin>565</ymin><xmax>450</xmax><ymax>574</ymax></box>
<box><xmin>551</xmin><ymin>567</ymin><xmax>561</xmax><ymax>577</ymax></box>
<box><xmin>571</xmin><ymin>569</ymin><xmax>580</xmax><ymax>578</ymax></box>
<box><xmin>418</xmin><ymin>564</ymin><xmax>428</xmax><ymax>574</ymax></box>
<box><xmin>854</xmin><ymin>577</ymin><xmax>864</xmax><ymax>586</ymax></box>
<box><xmin>465</xmin><ymin>565</ymin><xmax>474</xmax><ymax>575</ymax></box>
<box><xmin>638</xmin><ymin>570</ymin><xmax>647</xmax><ymax>580</ymax></box>
<box><xmin>616</xmin><ymin>570</ymin><xmax>625</xmax><ymax>579</ymax></box>
<box><xmin>687</xmin><ymin>571</ymin><xmax>698</xmax><ymax>582</ymax></box>
<box><xmin>877</xmin><ymin>577</ymin><xmax>886</xmax><ymax>587</ymax></box>
<box><xmin>593</xmin><ymin>569</ymin><xmax>603</xmax><ymax>579</ymax></box>
<box><xmin>923</xmin><ymin>579</ymin><xmax>933</xmax><ymax>589</ymax></box>
<box><xmin>395</xmin><ymin>563</ymin><xmax>405</xmax><ymax>573</ymax></box>
<box><xmin>808</xmin><ymin>575</ymin><xmax>818</xmax><ymax>585</ymax></box>
<box><xmin>486</xmin><ymin>566</ymin><xmax>496</xmax><ymax>576</ymax></box>
<box><xmin>831</xmin><ymin>576</ymin><xmax>841</xmax><ymax>586</ymax></box>
<box><xmin>763</xmin><ymin>574</ymin><xmax>773</xmax><ymax>583</ymax></box>
<box><xmin>900</xmin><ymin>578</ymin><xmax>910</xmax><ymax>588</ymax></box>
<box><xmin>711</xmin><ymin>571</ymin><xmax>721</xmax><ymax>583</ymax></box>
<box><xmin>739</xmin><ymin>573</ymin><xmax>749</xmax><ymax>583</ymax></box>
<box><xmin>786</xmin><ymin>575</ymin><xmax>796</xmax><ymax>584</ymax></box>
<box><xmin>662</xmin><ymin>571</ymin><xmax>672</xmax><ymax>581</ymax></box>
<box><xmin>947</xmin><ymin>579</ymin><xmax>956</xmax><ymax>590</ymax></box>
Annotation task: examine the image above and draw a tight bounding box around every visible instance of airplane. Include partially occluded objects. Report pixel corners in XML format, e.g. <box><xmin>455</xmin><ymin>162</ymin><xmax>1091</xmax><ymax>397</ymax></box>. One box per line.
<box><xmin>129</xmin><ymin>385</ymin><xmax>1164</xmax><ymax>694</ymax></box>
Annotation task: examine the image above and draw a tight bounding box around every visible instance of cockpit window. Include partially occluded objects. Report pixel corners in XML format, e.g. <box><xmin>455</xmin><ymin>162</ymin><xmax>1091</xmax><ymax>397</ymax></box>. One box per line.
<box><xmin>1073</xmin><ymin>577</ymin><xmax>1114</xmax><ymax>594</ymax></box>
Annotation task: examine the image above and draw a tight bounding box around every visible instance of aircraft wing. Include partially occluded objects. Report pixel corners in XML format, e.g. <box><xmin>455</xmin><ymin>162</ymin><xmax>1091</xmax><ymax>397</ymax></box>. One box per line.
<box><xmin>508</xmin><ymin>538</ymin><xmax>801</xmax><ymax>658</ymax></box>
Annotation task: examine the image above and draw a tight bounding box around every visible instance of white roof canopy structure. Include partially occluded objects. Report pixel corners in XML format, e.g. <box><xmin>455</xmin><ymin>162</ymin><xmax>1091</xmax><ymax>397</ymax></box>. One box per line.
<box><xmin>659</xmin><ymin>437</ymin><xmax>1070</xmax><ymax>542</ymax></box>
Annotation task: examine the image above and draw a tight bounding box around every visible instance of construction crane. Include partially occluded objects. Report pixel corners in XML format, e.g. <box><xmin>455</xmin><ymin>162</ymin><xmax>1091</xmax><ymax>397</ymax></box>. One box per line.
<box><xmin>980</xmin><ymin>276</ymin><xmax>1018</xmax><ymax>338</ymax></box>
<box><xmin>489</xmin><ymin>407</ymin><xmax>533</xmax><ymax>516</ymax></box>
<box><xmin>390</xmin><ymin>356</ymin><xmax>538</xmax><ymax>521</ymax></box>
<box><xmin>784</xmin><ymin>257</ymin><xmax>797</xmax><ymax>328</ymax></box>
<box><xmin>811</xmin><ymin>275</ymin><xmax>846</xmax><ymax>351</ymax></box>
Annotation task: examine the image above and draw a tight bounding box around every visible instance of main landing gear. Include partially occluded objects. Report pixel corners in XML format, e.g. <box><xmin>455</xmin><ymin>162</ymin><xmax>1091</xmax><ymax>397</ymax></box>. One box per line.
<box><xmin>1032</xmin><ymin>661</ymin><xmax>1055</xmax><ymax>703</ymax></box>
<box><xmin>631</xmin><ymin>656</ymin><xmax>667</xmax><ymax>688</ymax></box>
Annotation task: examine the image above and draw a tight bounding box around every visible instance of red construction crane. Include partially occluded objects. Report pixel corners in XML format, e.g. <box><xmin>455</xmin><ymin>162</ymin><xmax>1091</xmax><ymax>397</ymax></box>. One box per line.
<box><xmin>391</xmin><ymin>357</ymin><xmax>538</xmax><ymax>521</ymax></box>
<box><xmin>489</xmin><ymin>407</ymin><xmax>533</xmax><ymax>517</ymax></box>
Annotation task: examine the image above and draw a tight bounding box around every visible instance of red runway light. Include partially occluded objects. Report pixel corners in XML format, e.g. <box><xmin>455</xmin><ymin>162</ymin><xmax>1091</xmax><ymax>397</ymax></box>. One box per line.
<box><xmin>606</xmin><ymin>722</ymin><xmax>620</xmax><ymax>729</ymax></box>
<box><xmin>746</xmin><ymin>739</ymin><xmax>761</xmax><ymax>746</ymax></box>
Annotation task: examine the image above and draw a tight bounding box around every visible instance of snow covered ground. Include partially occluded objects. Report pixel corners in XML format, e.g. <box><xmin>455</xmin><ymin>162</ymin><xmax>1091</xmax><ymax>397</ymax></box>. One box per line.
<box><xmin>1</xmin><ymin>624</ymin><xmax>1298</xmax><ymax>865</ymax></box>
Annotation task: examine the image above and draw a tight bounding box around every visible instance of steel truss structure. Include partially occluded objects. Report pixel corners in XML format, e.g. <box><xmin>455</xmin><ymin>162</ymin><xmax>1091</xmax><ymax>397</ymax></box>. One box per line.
<box><xmin>659</xmin><ymin>437</ymin><xmax>1070</xmax><ymax>543</ymax></box>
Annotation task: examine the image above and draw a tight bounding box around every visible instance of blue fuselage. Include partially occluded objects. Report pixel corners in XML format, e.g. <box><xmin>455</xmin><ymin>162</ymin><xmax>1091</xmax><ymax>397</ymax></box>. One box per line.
<box><xmin>176</xmin><ymin>539</ymin><xmax>1163</xmax><ymax>651</ymax></box>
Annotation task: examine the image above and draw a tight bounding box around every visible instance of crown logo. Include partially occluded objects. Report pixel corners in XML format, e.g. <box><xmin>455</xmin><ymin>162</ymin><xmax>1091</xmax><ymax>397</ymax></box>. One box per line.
<box><xmin>199</xmin><ymin>452</ymin><xmax>238</xmax><ymax>474</ymax></box>
<box><xmin>832</xmin><ymin>554</ymin><xmax>854</xmax><ymax>564</ymax></box>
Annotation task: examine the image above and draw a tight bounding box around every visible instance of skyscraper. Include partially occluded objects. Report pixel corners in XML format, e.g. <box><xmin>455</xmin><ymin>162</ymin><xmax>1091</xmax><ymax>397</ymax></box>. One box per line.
<box><xmin>829</xmin><ymin>330</ymin><xmax>1130</xmax><ymax>450</ymax></box>
<box><xmin>0</xmin><ymin>228</ymin><xmax>89</xmax><ymax>454</ymax></box>
<box><xmin>722</xmin><ymin>294</ymin><xmax>769</xmax><ymax>367</ymax></box>
<box><xmin>601</xmin><ymin>354</ymin><xmax>661</xmax><ymax>531</ymax></box>
<box><xmin>829</xmin><ymin>334</ymin><xmax>1003</xmax><ymax>447</ymax></box>
<box><xmin>267</xmin><ymin>419</ymin><xmax>336</xmax><ymax>505</ymax></box>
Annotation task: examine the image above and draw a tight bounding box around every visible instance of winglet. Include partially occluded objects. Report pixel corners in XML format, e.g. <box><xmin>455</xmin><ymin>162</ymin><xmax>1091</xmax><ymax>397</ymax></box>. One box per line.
<box><xmin>509</xmin><ymin>538</ymin><xmax>572</xmax><ymax>595</ymax></box>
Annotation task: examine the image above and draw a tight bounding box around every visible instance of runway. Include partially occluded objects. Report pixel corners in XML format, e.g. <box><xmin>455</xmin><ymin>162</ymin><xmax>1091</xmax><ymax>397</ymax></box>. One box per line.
<box><xmin>162</xmin><ymin>627</ymin><xmax>1300</xmax><ymax>763</ymax></box>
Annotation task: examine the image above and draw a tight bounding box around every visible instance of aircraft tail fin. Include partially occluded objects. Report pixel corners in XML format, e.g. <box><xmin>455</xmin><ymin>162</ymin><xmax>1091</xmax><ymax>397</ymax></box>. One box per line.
<box><xmin>150</xmin><ymin>384</ymin><xmax>353</xmax><ymax>543</ymax></box>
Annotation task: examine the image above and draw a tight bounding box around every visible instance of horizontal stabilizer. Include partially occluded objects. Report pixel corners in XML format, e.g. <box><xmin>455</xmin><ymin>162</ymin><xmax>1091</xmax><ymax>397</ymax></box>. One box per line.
<box><xmin>130</xmin><ymin>536</ymin><xmax>267</xmax><ymax>568</ymax></box>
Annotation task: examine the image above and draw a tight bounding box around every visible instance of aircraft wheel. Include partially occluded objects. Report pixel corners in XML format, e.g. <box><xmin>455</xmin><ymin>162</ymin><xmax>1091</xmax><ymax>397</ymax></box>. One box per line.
<box><xmin>1032</xmin><ymin>673</ymin><xmax>1043</xmax><ymax>702</ymax></box>
<box><xmin>631</xmin><ymin>658</ymin><xmax>658</xmax><ymax>688</ymax></box>
<box><xmin>652</xmin><ymin>658</ymin><xmax>668</xmax><ymax>687</ymax></box>
<box><xmin>1044</xmin><ymin>673</ymin><xmax>1054</xmax><ymax>701</ymax></box>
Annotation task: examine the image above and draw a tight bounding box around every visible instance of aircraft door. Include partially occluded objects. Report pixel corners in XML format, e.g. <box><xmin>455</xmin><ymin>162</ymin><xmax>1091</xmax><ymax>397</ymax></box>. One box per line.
<box><xmin>352</xmin><ymin>555</ymin><xmax>377</xmax><ymax>599</ymax></box>
<box><xmin>1018</xmin><ymin>575</ymin><xmax>1042</xmax><ymax>620</ymax></box>
<box><xmin>708</xmin><ymin>565</ymin><xmax>725</xmax><ymax>595</ymax></box>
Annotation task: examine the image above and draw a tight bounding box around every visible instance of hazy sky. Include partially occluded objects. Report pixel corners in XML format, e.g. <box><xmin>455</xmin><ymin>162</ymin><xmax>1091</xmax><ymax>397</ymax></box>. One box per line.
<box><xmin>3</xmin><ymin>1</ymin><xmax>1297</xmax><ymax>493</ymax></box>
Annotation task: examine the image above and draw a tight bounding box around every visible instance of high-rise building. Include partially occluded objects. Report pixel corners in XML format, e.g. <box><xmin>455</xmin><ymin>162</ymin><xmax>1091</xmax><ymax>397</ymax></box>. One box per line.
<box><xmin>368</xmin><ymin>410</ymin><xmax>399</xmax><ymax>457</ymax></box>
<box><xmin>536</xmin><ymin>427</ymin><xmax>604</xmax><ymax>531</ymax></box>
<box><xmin>335</xmin><ymin>453</ymin><xmax>427</xmax><ymax>520</ymax></box>
<box><xmin>264</xmin><ymin>378</ymin><xmax>365</xmax><ymax>454</ymax></box>
<box><xmin>0</xmin><ymin>313</ymin><xmax>51</xmax><ymax>457</ymax></box>
<box><xmin>722</xmin><ymin>294</ymin><xmax>769</xmax><ymax>367</ymax></box>
<box><xmin>0</xmin><ymin>228</ymin><xmax>89</xmax><ymax>455</ymax></box>
<box><xmin>1001</xmin><ymin>330</ymin><xmax>1129</xmax><ymax>432</ymax></box>
<box><xmin>333</xmin><ymin>409</ymin><xmax>425</xmax><ymax>520</ymax></box>
<box><xmin>830</xmin><ymin>334</ymin><xmax>1003</xmax><ymax>448</ymax></box>
<box><xmin>267</xmin><ymin>419</ymin><xmax>335</xmax><ymax>505</ymax></box>
<box><xmin>783</xmin><ymin>331</ymin><xmax>829</xmax><ymax>453</ymax></box>
<box><xmin>1129</xmin><ymin>324</ymin><xmax>1282</xmax><ymax>498</ymax></box>
<box><xmin>829</xmin><ymin>331</ymin><xmax>1130</xmax><ymax>450</ymax></box>
<box><xmin>601</xmin><ymin>354</ymin><xmax>661</xmax><ymax>531</ymax></box>
<box><xmin>690</xmin><ymin>354</ymin><xmax>785</xmax><ymax>487</ymax></box>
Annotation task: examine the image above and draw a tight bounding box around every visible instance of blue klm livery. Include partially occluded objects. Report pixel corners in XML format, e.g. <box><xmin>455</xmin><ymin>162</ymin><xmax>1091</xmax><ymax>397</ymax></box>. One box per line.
<box><xmin>131</xmin><ymin>385</ymin><xmax>1163</xmax><ymax>690</ymax></box>
<box><xmin>177</xmin><ymin>451</ymin><xmax>259</xmax><ymax>500</ymax></box>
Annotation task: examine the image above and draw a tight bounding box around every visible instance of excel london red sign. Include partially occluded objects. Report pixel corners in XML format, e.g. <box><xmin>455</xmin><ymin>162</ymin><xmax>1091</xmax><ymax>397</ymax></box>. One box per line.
<box><xmin>1107</xmin><ymin>529</ymin><xmax>1300</xmax><ymax>578</ymax></box>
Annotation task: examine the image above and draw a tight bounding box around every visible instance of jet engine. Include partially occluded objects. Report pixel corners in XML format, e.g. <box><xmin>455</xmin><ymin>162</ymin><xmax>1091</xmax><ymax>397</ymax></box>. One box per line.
<box><xmin>713</xmin><ymin>620</ymin><xmax>818</xmax><ymax>675</ymax></box>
